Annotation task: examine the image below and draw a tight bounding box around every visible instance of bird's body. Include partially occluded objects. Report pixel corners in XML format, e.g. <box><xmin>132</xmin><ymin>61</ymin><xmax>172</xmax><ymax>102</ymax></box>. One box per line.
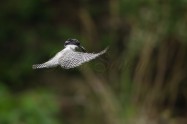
<box><xmin>32</xmin><ymin>39</ymin><xmax>108</xmax><ymax>69</ymax></box>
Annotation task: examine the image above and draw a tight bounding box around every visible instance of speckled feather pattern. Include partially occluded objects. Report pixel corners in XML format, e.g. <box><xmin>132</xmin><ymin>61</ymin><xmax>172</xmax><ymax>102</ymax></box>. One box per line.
<box><xmin>32</xmin><ymin>47</ymin><xmax>108</xmax><ymax>69</ymax></box>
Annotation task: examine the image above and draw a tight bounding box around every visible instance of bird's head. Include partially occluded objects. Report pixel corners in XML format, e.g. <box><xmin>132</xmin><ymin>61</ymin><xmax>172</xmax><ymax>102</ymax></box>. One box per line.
<box><xmin>64</xmin><ymin>39</ymin><xmax>86</xmax><ymax>52</ymax></box>
<box><xmin>64</xmin><ymin>39</ymin><xmax>80</xmax><ymax>46</ymax></box>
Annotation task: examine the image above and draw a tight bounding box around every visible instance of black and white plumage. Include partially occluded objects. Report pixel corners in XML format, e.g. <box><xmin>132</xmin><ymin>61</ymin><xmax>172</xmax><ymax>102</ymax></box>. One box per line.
<box><xmin>32</xmin><ymin>39</ymin><xmax>108</xmax><ymax>69</ymax></box>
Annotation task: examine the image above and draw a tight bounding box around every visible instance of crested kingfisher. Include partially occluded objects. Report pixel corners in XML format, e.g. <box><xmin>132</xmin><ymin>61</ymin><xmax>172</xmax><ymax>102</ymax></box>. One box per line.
<box><xmin>32</xmin><ymin>39</ymin><xmax>108</xmax><ymax>69</ymax></box>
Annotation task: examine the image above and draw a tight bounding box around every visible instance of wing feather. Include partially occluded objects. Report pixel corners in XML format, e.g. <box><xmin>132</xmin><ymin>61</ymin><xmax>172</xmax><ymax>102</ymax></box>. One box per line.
<box><xmin>59</xmin><ymin>47</ymin><xmax>108</xmax><ymax>69</ymax></box>
<box><xmin>32</xmin><ymin>52</ymin><xmax>61</xmax><ymax>69</ymax></box>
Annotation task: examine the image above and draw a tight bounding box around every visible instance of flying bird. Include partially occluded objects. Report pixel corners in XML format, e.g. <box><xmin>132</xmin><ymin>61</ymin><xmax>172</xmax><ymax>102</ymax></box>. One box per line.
<box><xmin>32</xmin><ymin>39</ymin><xmax>108</xmax><ymax>69</ymax></box>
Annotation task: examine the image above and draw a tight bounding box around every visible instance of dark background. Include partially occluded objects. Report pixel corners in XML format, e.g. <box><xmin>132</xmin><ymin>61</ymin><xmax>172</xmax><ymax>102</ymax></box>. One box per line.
<box><xmin>0</xmin><ymin>0</ymin><xmax>187</xmax><ymax>124</ymax></box>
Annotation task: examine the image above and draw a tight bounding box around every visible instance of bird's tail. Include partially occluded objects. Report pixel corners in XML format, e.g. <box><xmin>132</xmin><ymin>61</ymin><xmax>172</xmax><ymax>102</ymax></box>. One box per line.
<box><xmin>32</xmin><ymin>64</ymin><xmax>47</xmax><ymax>69</ymax></box>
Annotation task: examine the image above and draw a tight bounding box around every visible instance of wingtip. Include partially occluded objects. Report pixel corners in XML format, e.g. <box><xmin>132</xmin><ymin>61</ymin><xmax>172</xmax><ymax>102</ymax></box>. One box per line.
<box><xmin>101</xmin><ymin>46</ymin><xmax>109</xmax><ymax>54</ymax></box>
<box><xmin>32</xmin><ymin>64</ymin><xmax>43</xmax><ymax>69</ymax></box>
<box><xmin>105</xmin><ymin>46</ymin><xmax>109</xmax><ymax>51</ymax></box>
<box><xmin>32</xmin><ymin>64</ymin><xmax>37</xmax><ymax>69</ymax></box>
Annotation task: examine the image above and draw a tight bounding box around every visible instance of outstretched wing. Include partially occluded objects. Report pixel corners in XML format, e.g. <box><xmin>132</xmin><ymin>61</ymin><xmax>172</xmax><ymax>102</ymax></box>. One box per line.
<box><xmin>32</xmin><ymin>61</ymin><xmax>58</xmax><ymax>69</ymax></box>
<box><xmin>32</xmin><ymin>52</ymin><xmax>61</xmax><ymax>69</ymax></box>
<box><xmin>59</xmin><ymin>47</ymin><xmax>108</xmax><ymax>69</ymax></box>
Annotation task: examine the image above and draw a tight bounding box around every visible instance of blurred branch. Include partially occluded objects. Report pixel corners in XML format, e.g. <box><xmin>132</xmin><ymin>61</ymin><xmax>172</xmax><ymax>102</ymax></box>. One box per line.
<box><xmin>109</xmin><ymin>0</ymin><xmax>120</xmax><ymax>30</ymax></box>
<box><xmin>132</xmin><ymin>32</ymin><xmax>157</xmax><ymax>103</ymax></box>
<box><xmin>79</xmin><ymin>7</ymin><xmax>98</xmax><ymax>47</ymax></box>
<box><xmin>80</xmin><ymin>65</ymin><xmax>121</xmax><ymax>124</ymax></box>
<box><xmin>166</xmin><ymin>44</ymin><xmax>186</xmax><ymax>107</ymax></box>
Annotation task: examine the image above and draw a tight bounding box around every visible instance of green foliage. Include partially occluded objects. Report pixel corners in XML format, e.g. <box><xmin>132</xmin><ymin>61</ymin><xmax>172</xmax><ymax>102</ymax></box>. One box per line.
<box><xmin>0</xmin><ymin>0</ymin><xmax>187</xmax><ymax>124</ymax></box>
<box><xmin>0</xmin><ymin>84</ymin><xmax>61</xmax><ymax>124</ymax></box>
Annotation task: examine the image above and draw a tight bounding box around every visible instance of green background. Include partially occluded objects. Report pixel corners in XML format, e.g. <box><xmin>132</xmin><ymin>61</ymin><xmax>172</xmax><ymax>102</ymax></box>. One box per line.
<box><xmin>0</xmin><ymin>0</ymin><xmax>187</xmax><ymax>124</ymax></box>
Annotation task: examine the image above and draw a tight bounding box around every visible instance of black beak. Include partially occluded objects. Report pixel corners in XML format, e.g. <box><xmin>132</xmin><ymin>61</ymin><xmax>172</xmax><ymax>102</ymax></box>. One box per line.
<box><xmin>79</xmin><ymin>45</ymin><xmax>86</xmax><ymax>52</ymax></box>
